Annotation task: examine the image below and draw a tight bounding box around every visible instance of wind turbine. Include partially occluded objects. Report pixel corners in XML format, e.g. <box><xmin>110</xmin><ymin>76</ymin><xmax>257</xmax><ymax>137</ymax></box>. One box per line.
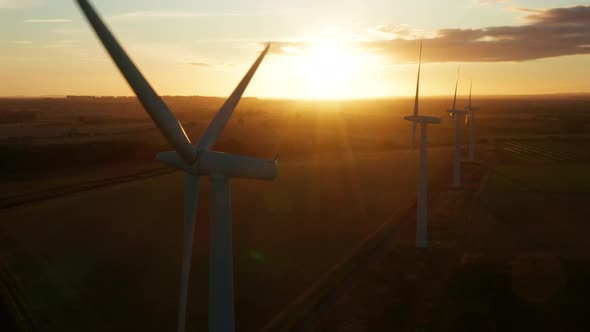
<box><xmin>465</xmin><ymin>81</ymin><xmax>480</xmax><ymax>161</ymax></box>
<box><xmin>75</xmin><ymin>1</ymin><xmax>278</xmax><ymax>332</ymax></box>
<box><xmin>447</xmin><ymin>66</ymin><xmax>467</xmax><ymax>187</ymax></box>
<box><xmin>404</xmin><ymin>41</ymin><xmax>441</xmax><ymax>249</ymax></box>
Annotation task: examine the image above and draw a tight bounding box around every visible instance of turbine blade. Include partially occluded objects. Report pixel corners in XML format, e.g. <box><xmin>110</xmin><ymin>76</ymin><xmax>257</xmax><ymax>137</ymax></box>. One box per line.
<box><xmin>452</xmin><ymin>65</ymin><xmax>460</xmax><ymax>110</ymax></box>
<box><xmin>76</xmin><ymin>0</ymin><xmax>196</xmax><ymax>164</ymax></box>
<box><xmin>413</xmin><ymin>40</ymin><xmax>423</xmax><ymax>117</ymax></box>
<box><xmin>465</xmin><ymin>113</ymin><xmax>470</xmax><ymax>126</ymax></box>
<box><xmin>410</xmin><ymin>122</ymin><xmax>417</xmax><ymax>152</ymax></box>
<box><xmin>209</xmin><ymin>174</ymin><xmax>235</xmax><ymax>332</ymax></box>
<box><xmin>197</xmin><ymin>44</ymin><xmax>270</xmax><ymax>152</ymax></box>
<box><xmin>178</xmin><ymin>174</ymin><xmax>199</xmax><ymax>332</ymax></box>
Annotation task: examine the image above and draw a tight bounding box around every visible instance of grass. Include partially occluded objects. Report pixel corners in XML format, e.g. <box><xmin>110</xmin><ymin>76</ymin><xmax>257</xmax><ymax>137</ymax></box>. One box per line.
<box><xmin>429</xmin><ymin>257</ymin><xmax>590</xmax><ymax>332</ymax></box>
<box><xmin>478</xmin><ymin>158</ymin><xmax>590</xmax><ymax>257</ymax></box>
<box><xmin>310</xmin><ymin>151</ymin><xmax>590</xmax><ymax>332</ymax></box>
<box><xmin>492</xmin><ymin>164</ymin><xmax>590</xmax><ymax>193</ymax></box>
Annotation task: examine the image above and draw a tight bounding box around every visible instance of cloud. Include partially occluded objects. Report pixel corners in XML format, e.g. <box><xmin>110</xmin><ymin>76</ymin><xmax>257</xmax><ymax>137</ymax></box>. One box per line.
<box><xmin>270</xmin><ymin>5</ymin><xmax>590</xmax><ymax>63</ymax></box>
<box><xmin>521</xmin><ymin>5</ymin><xmax>590</xmax><ymax>24</ymax></box>
<box><xmin>370</xmin><ymin>24</ymin><xmax>411</xmax><ymax>39</ymax></box>
<box><xmin>109</xmin><ymin>11</ymin><xmax>239</xmax><ymax>21</ymax></box>
<box><xmin>40</xmin><ymin>40</ymin><xmax>80</xmax><ymax>49</ymax></box>
<box><xmin>474</xmin><ymin>0</ymin><xmax>510</xmax><ymax>6</ymax></box>
<box><xmin>25</xmin><ymin>19</ymin><xmax>72</xmax><ymax>23</ymax></box>
<box><xmin>122</xmin><ymin>43</ymin><xmax>215</xmax><ymax>67</ymax></box>
<box><xmin>188</xmin><ymin>62</ymin><xmax>211</xmax><ymax>67</ymax></box>
<box><xmin>13</xmin><ymin>40</ymin><xmax>33</xmax><ymax>44</ymax></box>
<box><xmin>52</xmin><ymin>28</ymin><xmax>84</xmax><ymax>35</ymax></box>
<box><xmin>187</xmin><ymin>61</ymin><xmax>236</xmax><ymax>69</ymax></box>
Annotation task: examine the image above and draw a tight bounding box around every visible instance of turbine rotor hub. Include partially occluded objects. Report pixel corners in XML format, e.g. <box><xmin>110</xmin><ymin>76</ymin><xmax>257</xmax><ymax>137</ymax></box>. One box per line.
<box><xmin>156</xmin><ymin>150</ymin><xmax>278</xmax><ymax>180</ymax></box>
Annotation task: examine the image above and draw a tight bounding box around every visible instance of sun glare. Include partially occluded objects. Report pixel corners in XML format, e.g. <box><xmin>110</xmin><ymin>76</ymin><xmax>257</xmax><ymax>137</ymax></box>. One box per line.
<box><xmin>295</xmin><ymin>42</ymin><xmax>363</xmax><ymax>99</ymax></box>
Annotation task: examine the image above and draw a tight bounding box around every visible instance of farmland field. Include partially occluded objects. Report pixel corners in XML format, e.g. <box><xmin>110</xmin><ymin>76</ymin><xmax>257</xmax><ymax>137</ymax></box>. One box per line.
<box><xmin>1</xmin><ymin>95</ymin><xmax>589</xmax><ymax>331</ymax></box>
<box><xmin>0</xmin><ymin>148</ymin><xmax>453</xmax><ymax>331</ymax></box>
<box><xmin>310</xmin><ymin>138</ymin><xmax>590</xmax><ymax>331</ymax></box>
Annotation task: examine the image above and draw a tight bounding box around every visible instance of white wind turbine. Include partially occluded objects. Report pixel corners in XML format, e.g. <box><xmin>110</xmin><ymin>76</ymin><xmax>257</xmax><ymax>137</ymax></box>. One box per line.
<box><xmin>465</xmin><ymin>81</ymin><xmax>480</xmax><ymax>161</ymax></box>
<box><xmin>404</xmin><ymin>41</ymin><xmax>441</xmax><ymax>249</ymax></box>
<box><xmin>76</xmin><ymin>1</ymin><xmax>278</xmax><ymax>332</ymax></box>
<box><xmin>447</xmin><ymin>66</ymin><xmax>467</xmax><ymax>187</ymax></box>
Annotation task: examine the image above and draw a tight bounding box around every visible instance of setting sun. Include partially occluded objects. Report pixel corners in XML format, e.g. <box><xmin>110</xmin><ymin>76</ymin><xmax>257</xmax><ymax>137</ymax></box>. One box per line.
<box><xmin>270</xmin><ymin>41</ymin><xmax>390</xmax><ymax>99</ymax></box>
<box><xmin>294</xmin><ymin>42</ymin><xmax>361</xmax><ymax>99</ymax></box>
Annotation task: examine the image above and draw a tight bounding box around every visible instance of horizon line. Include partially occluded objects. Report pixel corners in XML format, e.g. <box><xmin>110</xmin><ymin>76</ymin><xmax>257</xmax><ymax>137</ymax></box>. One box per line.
<box><xmin>2</xmin><ymin>92</ymin><xmax>590</xmax><ymax>101</ymax></box>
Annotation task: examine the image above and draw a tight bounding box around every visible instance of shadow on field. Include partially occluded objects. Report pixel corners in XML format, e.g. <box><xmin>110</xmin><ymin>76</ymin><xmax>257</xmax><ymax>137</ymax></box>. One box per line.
<box><xmin>0</xmin><ymin>302</ymin><xmax>19</xmax><ymax>332</ymax></box>
<box><xmin>430</xmin><ymin>257</ymin><xmax>590</xmax><ymax>332</ymax></box>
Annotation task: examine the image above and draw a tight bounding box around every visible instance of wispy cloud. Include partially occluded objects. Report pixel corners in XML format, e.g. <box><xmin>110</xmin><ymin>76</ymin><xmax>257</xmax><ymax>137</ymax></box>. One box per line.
<box><xmin>473</xmin><ymin>0</ymin><xmax>511</xmax><ymax>7</ymax></box>
<box><xmin>187</xmin><ymin>61</ymin><xmax>236</xmax><ymax>69</ymax></box>
<box><xmin>368</xmin><ymin>24</ymin><xmax>433</xmax><ymax>40</ymax></box>
<box><xmin>124</xmin><ymin>43</ymin><xmax>209</xmax><ymax>66</ymax></box>
<box><xmin>13</xmin><ymin>40</ymin><xmax>33</xmax><ymax>45</ymax></box>
<box><xmin>271</xmin><ymin>5</ymin><xmax>590</xmax><ymax>63</ymax></box>
<box><xmin>521</xmin><ymin>5</ymin><xmax>590</xmax><ymax>24</ymax></box>
<box><xmin>188</xmin><ymin>62</ymin><xmax>211</xmax><ymax>67</ymax></box>
<box><xmin>52</xmin><ymin>28</ymin><xmax>84</xmax><ymax>35</ymax></box>
<box><xmin>40</xmin><ymin>40</ymin><xmax>80</xmax><ymax>49</ymax></box>
<box><xmin>25</xmin><ymin>19</ymin><xmax>72</xmax><ymax>23</ymax></box>
<box><xmin>109</xmin><ymin>11</ymin><xmax>239</xmax><ymax>22</ymax></box>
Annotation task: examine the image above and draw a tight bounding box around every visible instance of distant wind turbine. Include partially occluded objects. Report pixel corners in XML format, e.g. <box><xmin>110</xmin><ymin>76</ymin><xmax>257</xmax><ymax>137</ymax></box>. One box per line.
<box><xmin>447</xmin><ymin>66</ymin><xmax>467</xmax><ymax>187</ymax></box>
<box><xmin>404</xmin><ymin>41</ymin><xmax>441</xmax><ymax>248</ymax></box>
<box><xmin>465</xmin><ymin>81</ymin><xmax>480</xmax><ymax>161</ymax></box>
<box><xmin>75</xmin><ymin>1</ymin><xmax>278</xmax><ymax>332</ymax></box>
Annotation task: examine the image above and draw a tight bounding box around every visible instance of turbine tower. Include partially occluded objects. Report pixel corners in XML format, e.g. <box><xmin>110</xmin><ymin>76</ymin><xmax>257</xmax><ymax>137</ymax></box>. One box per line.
<box><xmin>404</xmin><ymin>41</ymin><xmax>441</xmax><ymax>249</ymax></box>
<box><xmin>75</xmin><ymin>2</ymin><xmax>277</xmax><ymax>332</ymax></box>
<box><xmin>447</xmin><ymin>66</ymin><xmax>467</xmax><ymax>187</ymax></box>
<box><xmin>465</xmin><ymin>81</ymin><xmax>480</xmax><ymax>161</ymax></box>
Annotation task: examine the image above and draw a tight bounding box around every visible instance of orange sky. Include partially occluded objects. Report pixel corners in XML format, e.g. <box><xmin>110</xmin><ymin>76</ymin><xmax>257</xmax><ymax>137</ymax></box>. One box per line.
<box><xmin>1</xmin><ymin>1</ymin><xmax>588</xmax><ymax>99</ymax></box>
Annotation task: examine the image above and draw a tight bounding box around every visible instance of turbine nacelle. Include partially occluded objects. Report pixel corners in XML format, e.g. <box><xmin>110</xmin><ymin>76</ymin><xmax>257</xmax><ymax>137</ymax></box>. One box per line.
<box><xmin>448</xmin><ymin>109</ymin><xmax>468</xmax><ymax>115</ymax></box>
<box><xmin>404</xmin><ymin>115</ymin><xmax>441</xmax><ymax>124</ymax></box>
<box><xmin>156</xmin><ymin>150</ymin><xmax>278</xmax><ymax>180</ymax></box>
<box><xmin>448</xmin><ymin>108</ymin><xmax>468</xmax><ymax>119</ymax></box>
